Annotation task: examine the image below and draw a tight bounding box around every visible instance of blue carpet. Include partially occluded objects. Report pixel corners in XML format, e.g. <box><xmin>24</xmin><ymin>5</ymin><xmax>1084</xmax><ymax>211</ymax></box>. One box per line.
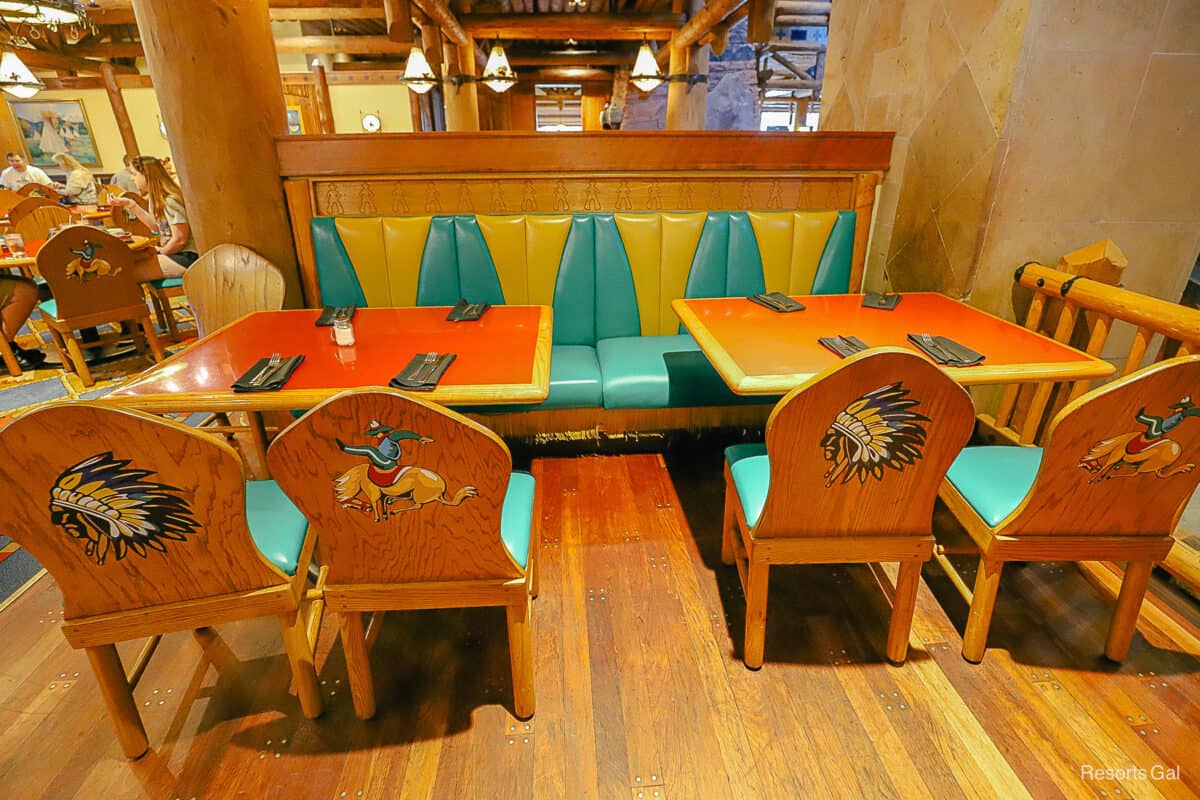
<box><xmin>0</xmin><ymin>377</ymin><xmax>67</xmax><ymax>413</ymax></box>
<box><xmin>0</xmin><ymin>536</ymin><xmax>42</xmax><ymax>607</ymax></box>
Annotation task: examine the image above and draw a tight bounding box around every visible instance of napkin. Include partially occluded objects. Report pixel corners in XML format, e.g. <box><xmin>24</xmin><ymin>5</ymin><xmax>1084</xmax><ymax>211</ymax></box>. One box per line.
<box><xmin>446</xmin><ymin>298</ymin><xmax>491</xmax><ymax>322</ymax></box>
<box><xmin>906</xmin><ymin>334</ymin><xmax>985</xmax><ymax>366</ymax></box>
<box><xmin>747</xmin><ymin>292</ymin><xmax>805</xmax><ymax>313</ymax></box>
<box><xmin>818</xmin><ymin>335</ymin><xmax>870</xmax><ymax>359</ymax></box>
<box><xmin>862</xmin><ymin>291</ymin><xmax>902</xmax><ymax>310</ymax></box>
<box><xmin>231</xmin><ymin>355</ymin><xmax>305</xmax><ymax>392</ymax></box>
<box><xmin>316</xmin><ymin>305</ymin><xmax>357</xmax><ymax>326</ymax></box>
<box><xmin>390</xmin><ymin>352</ymin><xmax>457</xmax><ymax>391</ymax></box>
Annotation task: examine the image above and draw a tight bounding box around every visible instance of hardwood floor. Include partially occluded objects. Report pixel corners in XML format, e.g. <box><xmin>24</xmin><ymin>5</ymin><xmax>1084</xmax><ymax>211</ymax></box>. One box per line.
<box><xmin>2</xmin><ymin>449</ymin><xmax>1200</xmax><ymax>799</ymax></box>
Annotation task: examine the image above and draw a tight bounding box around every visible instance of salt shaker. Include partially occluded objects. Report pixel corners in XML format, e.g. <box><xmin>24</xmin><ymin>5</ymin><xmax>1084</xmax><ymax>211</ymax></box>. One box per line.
<box><xmin>331</xmin><ymin>316</ymin><xmax>356</xmax><ymax>346</ymax></box>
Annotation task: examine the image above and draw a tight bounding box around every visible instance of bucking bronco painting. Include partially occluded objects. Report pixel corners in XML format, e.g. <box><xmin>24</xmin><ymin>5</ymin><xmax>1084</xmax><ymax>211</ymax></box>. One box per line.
<box><xmin>333</xmin><ymin>420</ymin><xmax>477</xmax><ymax>522</ymax></box>
<box><xmin>1078</xmin><ymin>397</ymin><xmax>1200</xmax><ymax>482</ymax></box>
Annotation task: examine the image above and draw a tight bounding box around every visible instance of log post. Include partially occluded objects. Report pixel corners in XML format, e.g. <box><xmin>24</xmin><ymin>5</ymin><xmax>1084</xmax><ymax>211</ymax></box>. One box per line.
<box><xmin>101</xmin><ymin>62</ymin><xmax>139</xmax><ymax>157</ymax></box>
<box><xmin>443</xmin><ymin>36</ymin><xmax>480</xmax><ymax>131</ymax></box>
<box><xmin>310</xmin><ymin>61</ymin><xmax>336</xmax><ymax>134</ymax></box>
<box><xmin>131</xmin><ymin>0</ymin><xmax>303</xmax><ymax>305</ymax></box>
<box><xmin>666</xmin><ymin>41</ymin><xmax>708</xmax><ymax>129</ymax></box>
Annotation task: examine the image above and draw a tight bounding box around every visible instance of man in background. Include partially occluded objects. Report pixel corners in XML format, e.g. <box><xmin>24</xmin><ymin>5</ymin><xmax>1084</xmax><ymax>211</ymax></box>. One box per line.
<box><xmin>110</xmin><ymin>153</ymin><xmax>138</xmax><ymax>193</ymax></box>
<box><xmin>0</xmin><ymin>152</ymin><xmax>52</xmax><ymax>192</ymax></box>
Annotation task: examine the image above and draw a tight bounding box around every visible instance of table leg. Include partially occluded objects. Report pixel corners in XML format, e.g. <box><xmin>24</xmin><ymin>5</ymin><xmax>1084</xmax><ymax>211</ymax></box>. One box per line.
<box><xmin>246</xmin><ymin>411</ymin><xmax>271</xmax><ymax>479</ymax></box>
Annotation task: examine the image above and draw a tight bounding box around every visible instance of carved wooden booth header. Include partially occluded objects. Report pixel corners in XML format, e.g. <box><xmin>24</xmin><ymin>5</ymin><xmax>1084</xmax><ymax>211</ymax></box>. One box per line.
<box><xmin>276</xmin><ymin>131</ymin><xmax>895</xmax><ymax>307</ymax></box>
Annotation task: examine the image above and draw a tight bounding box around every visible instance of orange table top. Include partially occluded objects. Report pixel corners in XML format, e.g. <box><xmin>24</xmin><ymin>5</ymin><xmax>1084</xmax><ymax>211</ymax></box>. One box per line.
<box><xmin>105</xmin><ymin>306</ymin><xmax>553</xmax><ymax>412</ymax></box>
<box><xmin>673</xmin><ymin>292</ymin><xmax>1115</xmax><ymax>393</ymax></box>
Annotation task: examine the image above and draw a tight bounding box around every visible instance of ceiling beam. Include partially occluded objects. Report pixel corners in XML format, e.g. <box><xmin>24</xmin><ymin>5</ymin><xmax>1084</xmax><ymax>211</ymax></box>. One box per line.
<box><xmin>269</xmin><ymin>7</ymin><xmax>388</xmax><ymax>20</ymax></box>
<box><xmin>701</xmin><ymin>3</ymin><xmax>748</xmax><ymax>54</ymax></box>
<box><xmin>382</xmin><ymin>0</ymin><xmax>415</xmax><ymax>43</ymax></box>
<box><xmin>747</xmin><ymin>0</ymin><xmax>775</xmax><ymax>43</ymax></box>
<box><xmin>508</xmin><ymin>52</ymin><xmax>635</xmax><ymax>67</ymax></box>
<box><xmin>69</xmin><ymin>42</ymin><xmax>144</xmax><ymax>58</ymax></box>
<box><xmin>461</xmin><ymin>12</ymin><xmax>683</xmax><ymax>41</ymax></box>
<box><xmin>412</xmin><ymin>0</ymin><xmax>471</xmax><ymax>46</ymax></box>
<box><xmin>767</xmin><ymin>39</ymin><xmax>826</xmax><ymax>52</ymax></box>
<box><xmin>775</xmin><ymin>0</ymin><xmax>830</xmax><ymax>12</ymax></box>
<box><xmin>8</xmin><ymin>48</ymin><xmax>137</xmax><ymax>76</ymax></box>
<box><xmin>669</xmin><ymin>0</ymin><xmax>745</xmax><ymax>49</ymax></box>
<box><xmin>42</xmin><ymin>74</ymin><xmax>154</xmax><ymax>89</ymax></box>
<box><xmin>776</xmin><ymin>14</ymin><xmax>828</xmax><ymax>26</ymax></box>
<box><xmin>275</xmin><ymin>35</ymin><xmax>413</xmax><ymax>54</ymax></box>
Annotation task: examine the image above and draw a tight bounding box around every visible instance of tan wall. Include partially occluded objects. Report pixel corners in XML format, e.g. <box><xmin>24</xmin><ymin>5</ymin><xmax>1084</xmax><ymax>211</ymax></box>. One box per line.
<box><xmin>328</xmin><ymin>84</ymin><xmax>415</xmax><ymax>134</ymax></box>
<box><xmin>821</xmin><ymin>0</ymin><xmax>1031</xmax><ymax>295</ymax></box>
<box><xmin>970</xmin><ymin>0</ymin><xmax>1200</xmax><ymax>323</ymax></box>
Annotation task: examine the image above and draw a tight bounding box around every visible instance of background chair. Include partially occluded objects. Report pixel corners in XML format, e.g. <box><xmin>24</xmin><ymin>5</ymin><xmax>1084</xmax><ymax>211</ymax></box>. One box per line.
<box><xmin>268</xmin><ymin>388</ymin><xmax>537</xmax><ymax>720</ymax></box>
<box><xmin>0</xmin><ymin>403</ymin><xmax>323</xmax><ymax>759</ymax></box>
<box><xmin>35</xmin><ymin>226</ymin><xmax>165</xmax><ymax>386</ymax></box>
<box><xmin>722</xmin><ymin>348</ymin><xmax>975</xmax><ymax>668</ymax></box>
<box><xmin>16</xmin><ymin>182</ymin><xmax>60</xmax><ymax>200</ymax></box>
<box><xmin>0</xmin><ymin>187</ymin><xmax>25</xmax><ymax>215</ymax></box>
<box><xmin>938</xmin><ymin>355</ymin><xmax>1200</xmax><ymax>663</ymax></box>
<box><xmin>111</xmin><ymin>190</ymin><xmax>154</xmax><ymax>238</ymax></box>
<box><xmin>183</xmin><ymin>243</ymin><xmax>286</xmax><ymax>337</ymax></box>
<box><xmin>8</xmin><ymin>195</ymin><xmax>61</xmax><ymax>227</ymax></box>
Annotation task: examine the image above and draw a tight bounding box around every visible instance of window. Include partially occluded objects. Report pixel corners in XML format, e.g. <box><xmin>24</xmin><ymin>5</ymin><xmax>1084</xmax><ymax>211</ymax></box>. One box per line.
<box><xmin>535</xmin><ymin>84</ymin><xmax>584</xmax><ymax>132</ymax></box>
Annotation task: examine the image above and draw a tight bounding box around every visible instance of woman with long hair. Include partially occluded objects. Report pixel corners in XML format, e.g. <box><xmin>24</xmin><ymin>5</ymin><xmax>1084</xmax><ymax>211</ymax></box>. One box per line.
<box><xmin>52</xmin><ymin>151</ymin><xmax>97</xmax><ymax>205</ymax></box>
<box><xmin>110</xmin><ymin>155</ymin><xmax>198</xmax><ymax>280</ymax></box>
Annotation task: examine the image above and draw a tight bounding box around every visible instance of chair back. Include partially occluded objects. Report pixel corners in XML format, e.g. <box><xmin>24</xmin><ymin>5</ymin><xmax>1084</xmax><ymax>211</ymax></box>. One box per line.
<box><xmin>1003</xmin><ymin>355</ymin><xmax>1200</xmax><ymax>536</ymax></box>
<box><xmin>36</xmin><ymin>227</ymin><xmax>144</xmax><ymax>320</ymax></box>
<box><xmin>17</xmin><ymin>182</ymin><xmax>60</xmax><ymax>200</ymax></box>
<box><xmin>757</xmin><ymin>348</ymin><xmax>975</xmax><ymax>537</ymax></box>
<box><xmin>0</xmin><ymin>187</ymin><xmax>24</xmax><ymax>214</ymax></box>
<box><xmin>183</xmin><ymin>243</ymin><xmax>286</xmax><ymax>336</ymax></box>
<box><xmin>113</xmin><ymin>191</ymin><xmax>154</xmax><ymax>237</ymax></box>
<box><xmin>7</xmin><ymin>195</ymin><xmax>58</xmax><ymax>225</ymax></box>
<box><xmin>268</xmin><ymin>389</ymin><xmax>524</xmax><ymax>584</ymax></box>
<box><xmin>0</xmin><ymin>403</ymin><xmax>290</xmax><ymax>619</ymax></box>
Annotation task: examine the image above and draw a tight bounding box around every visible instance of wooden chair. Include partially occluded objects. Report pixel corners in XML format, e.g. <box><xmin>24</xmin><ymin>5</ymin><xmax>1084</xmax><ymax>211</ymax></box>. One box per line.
<box><xmin>183</xmin><ymin>243</ymin><xmax>286</xmax><ymax>337</ymax></box>
<box><xmin>268</xmin><ymin>388</ymin><xmax>538</xmax><ymax>720</ymax></box>
<box><xmin>938</xmin><ymin>355</ymin><xmax>1200</xmax><ymax>663</ymax></box>
<box><xmin>17</xmin><ymin>181</ymin><xmax>61</xmax><ymax>200</ymax></box>
<box><xmin>0</xmin><ymin>403</ymin><xmax>324</xmax><ymax>759</ymax></box>
<box><xmin>112</xmin><ymin>190</ymin><xmax>154</xmax><ymax>238</ymax></box>
<box><xmin>722</xmin><ymin>348</ymin><xmax>975</xmax><ymax>668</ymax></box>
<box><xmin>35</xmin><ymin>226</ymin><xmax>165</xmax><ymax>387</ymax></box>
<box><xmin>7</xmin><ymin>195</ymin><xmax>60</xmax><ymax>226</ymax></box>
<box><xmin>0</xmin><ymin>186</ymin><xmax>25</xmax><ymax>215</ymax></box>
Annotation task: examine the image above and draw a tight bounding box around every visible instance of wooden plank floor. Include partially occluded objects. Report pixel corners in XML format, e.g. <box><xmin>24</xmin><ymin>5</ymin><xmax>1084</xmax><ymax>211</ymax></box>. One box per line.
<box><xmin>3</xmin><ymin>449</ymin><xmax>1200</xmax><ymax>798</ymax></box>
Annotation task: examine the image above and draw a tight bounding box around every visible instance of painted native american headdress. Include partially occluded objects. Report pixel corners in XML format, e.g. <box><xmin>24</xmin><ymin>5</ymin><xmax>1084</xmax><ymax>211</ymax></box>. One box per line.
<box><xmin>820</xmin><ymin>383</ymin><xmax>930</xmax><ymax>487</ymax></box>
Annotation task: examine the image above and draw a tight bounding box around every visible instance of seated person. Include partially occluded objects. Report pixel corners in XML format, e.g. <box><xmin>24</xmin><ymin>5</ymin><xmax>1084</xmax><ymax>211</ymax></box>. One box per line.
<box><xmin>110</xmin><ymin>155</ymin><xmax>198</xmax><ymax>280</ymax></box>
<box><xmin>110</xmin><ymin>153</ymin><xmax>138</xmax><ymax>193</ymax></box>
<box><xmin>52</xmin><ymin>152</ymin><xmax>98</xmax><ymax>205</ymax></box>
<box><xmin>0</xmin><ymin>274</ymin><xmax>51</xmax><ymax>370</ymax></box>
<box><xmin>0</xmin><ymin>152</ymin><xmax>53</xmax><ymax>192</ymax></box>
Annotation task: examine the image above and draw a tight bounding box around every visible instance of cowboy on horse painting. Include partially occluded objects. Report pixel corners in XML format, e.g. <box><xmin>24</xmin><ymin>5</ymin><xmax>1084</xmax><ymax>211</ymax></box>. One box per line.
<box><xmin>1078</xmin><ymin>396</ymin><xmax>1200</xmax><ymax>482</ymax></box>
<box><xmin>333</xmin><ymin>420</ymin><xmax>477</xmax><ymax>522</ymax></box>
<box><xmin>65</xmin><ymin>239</ymin><xmax>119</xmax><ymax>281</ymax></box>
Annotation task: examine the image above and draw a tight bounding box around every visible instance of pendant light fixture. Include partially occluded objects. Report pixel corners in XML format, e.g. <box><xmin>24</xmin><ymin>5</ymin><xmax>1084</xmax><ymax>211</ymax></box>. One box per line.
<box><xmin>400</xmin><ymin>46</ymin><xmax>438</xmax><ymax>94</ymax></box>
<box><xmin>630</xmin><ymin>40</ymin><xmax>664</xmax><ymax>93</ymax></box>
<box><xmin>0</xmin><ymin>0</ymin><xmax>86</xmax><ymax>26</ymax></box>
<box><xmin>481</xmin><ymin>43</ymin><xmax>517</xmax><ymax>94</ymax></box>
<box><xmin>0</xmin><ymin>50</ymin><xmax>43</xmax><ymax>98</ymax></box>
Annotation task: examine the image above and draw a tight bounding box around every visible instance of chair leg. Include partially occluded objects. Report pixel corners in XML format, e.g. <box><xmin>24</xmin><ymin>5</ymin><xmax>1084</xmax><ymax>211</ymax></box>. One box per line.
<box><xmin>339</xmin><ymin>611</ymin><xmax>376</xmax><ymax>720</ymax></box>
<box><xmin>743</xmin><ymin>562</ymin><xmax>770</xmax><ymax>669</ymax></box>
<box><xmin>278</xmin><ymin>612</ymin><xmax>323</xmax><ymax>719</ymax></box>
<box><xmin>63</xmin><ymin>330</ymin><xmax>93</xmax><ymax>387</ymax></box>
<box><xmin>139</xmin><ymin>316</ymin><xmax>166</xmax><ymax>362</ymax></box>
<box><xmin>962</xmin><ymin>557</ymin><xmax>1004</xmax><ymax>663</ymax></box>
<box><xmin>1105</xmin><ymin>560</ymin><xmax>1154</xmax><ymax>662</ymax></box>
<box><xmin>529</xmin><ymin>546</ymin><xmax>540</xmax><ymax>600</ymax></box>
<box><xmin>0</xmin><ymin>337</ymin><xmax>20</xmax><ymax>376</ymax></box>
<box><xmin>507</xmin><ymin>592</ymin><xmax>535</xmax><ymax>719</ymax></box>
<box><xmin>886</xmin><ymin>560</ymin><xmax>923</xmax><ymax>665</ymax></box>
<box><xmin>85</xmin><ymin>644</ymin><xmax>149</xmax><ymax>760</ymax></box>
<box><xmin>721</xmin><ymin>484</ymin><xmax>736</xmax><ymax>566</ymax></box>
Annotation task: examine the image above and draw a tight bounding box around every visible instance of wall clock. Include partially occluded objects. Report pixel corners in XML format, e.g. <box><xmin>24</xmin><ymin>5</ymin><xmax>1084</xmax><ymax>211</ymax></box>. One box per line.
<box><xmin>361</xmin><ymin>113</ymin><xmax>382</xmax><ymax>133</ymax></box>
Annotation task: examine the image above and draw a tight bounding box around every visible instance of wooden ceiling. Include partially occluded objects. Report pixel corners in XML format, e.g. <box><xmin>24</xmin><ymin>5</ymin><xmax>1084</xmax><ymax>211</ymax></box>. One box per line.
<box><xmin>0</xmin><ymin>0</ymin><xmax>827</xmax><ymax>93</ymax></box>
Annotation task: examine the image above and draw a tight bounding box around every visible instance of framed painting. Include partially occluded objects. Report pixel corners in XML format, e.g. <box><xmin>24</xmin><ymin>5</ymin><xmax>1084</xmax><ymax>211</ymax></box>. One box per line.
<box><xmin>7</xmin><ymin>99</ymin><xmax>100</xmax><ymax>167</ymax></box>
<box><xmin>286</xmin><ymin>105</ymin><xmax>305</xmax><ymax>135</ymax></box>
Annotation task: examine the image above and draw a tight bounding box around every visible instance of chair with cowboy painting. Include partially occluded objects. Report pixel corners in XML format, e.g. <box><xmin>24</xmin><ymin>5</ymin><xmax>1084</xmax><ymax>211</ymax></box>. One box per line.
<box><xmin>0</xmin><ymin>403</ymin><xmax>324</xmax><ymax>760</ymax></box>
<box><xmin>268</xmin><ymin>388</ymin><xmax>538</xmax><ymax>720</ymax></box>
<box><xmin>722</xmin><ymin>348</ymin><xmax>975</xmax><ymax>668</ymax></box>
<box><xmin>937</xmin><ymin>355</ymin><xmax>1200</xmax><ymax>663</ymax></box>
<box><xmin>36</xmin><ymin>226</ymin><xmax>165</xmax><ymax>386</ymax></box>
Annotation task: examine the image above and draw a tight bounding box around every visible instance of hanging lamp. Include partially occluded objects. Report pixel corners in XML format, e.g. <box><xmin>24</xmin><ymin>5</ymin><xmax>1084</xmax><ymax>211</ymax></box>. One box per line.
<box><xmin>630</xmin><ymin>40</ymin><xmax>664</xmax><ymax>93</ymax></box>
<box><xmin>401</xmin><ymin>46</ymin><xmax>438</xmax><ymax>94</ymax></box>
<box><xmin>0</xmin><ymin>51</ymin><xmax>43</xmax><ymax>98</ymax></box>
<box><xmin>0</xmin><ymin>0</ymin><xmax>85</xmax><ymax>26</ymax></box>
<box><xmin>481</xmin><ymin>43</ymin><xmax>517</xmax><ymax>93</ymax></box>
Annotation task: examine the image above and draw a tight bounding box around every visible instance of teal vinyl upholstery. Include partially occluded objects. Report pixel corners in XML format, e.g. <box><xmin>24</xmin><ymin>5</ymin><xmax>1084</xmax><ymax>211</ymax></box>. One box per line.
<box><xmin>812</xmin><ymin>211</ymin><xmax>856</xmax><ymax>295</ymax></box>
<box><xmin>417</xmin><ymin>216</ymin><xmax>507</xmax><ymax>307</ymax></box>
<box><xmin>311</xmin><ymin>217</ymin><xmax>368</xmax><ymax>307</ymax></box>
<box><xmin>684</xmin><ymin>212</ymin><xmax>768</xmax><ymax>299</ymax></box>
<box><xmin>466</xmin><ymin>344</ymin><xmax>602</xmax><ymax>413</ymax></box>
<box><xmin>725</xmin><ymin>443</ymin><xmax>770</xmax><ymax>528</ymax></box>
<box><xmin>501</xmin><ymin>471</ymin><xmax>536</xmax><ymax>569</ymax></box>
<box><xmin>245</xmin><ymin>479</ymin><xmax>309</xmax><ymax>576</ymax></box>
<box><xmin>38</xmin><ymin>299</ymin><xmax>57</xmax><ymax>319</ymax></box>
<box><xmin>944</xmin><ymin>446</ymin><xmax>1044</xmax><ymax>527</ymax></box>
<box><xmin>150</xmin><ymin>277</ymin><xmax>184</xmax><ymax>289</ymax></box>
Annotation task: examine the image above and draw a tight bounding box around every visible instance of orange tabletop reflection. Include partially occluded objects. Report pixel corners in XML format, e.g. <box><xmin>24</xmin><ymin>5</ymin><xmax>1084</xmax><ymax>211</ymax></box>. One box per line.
<box><xmin>672</xmin><ymin>292</ymin><xmax>1114</xmax><ymax>394</ymax></box>
<box><xmin>104</xmin><ymin>306</ymin><xmax>553</xmax><ymax>412</ymax></box>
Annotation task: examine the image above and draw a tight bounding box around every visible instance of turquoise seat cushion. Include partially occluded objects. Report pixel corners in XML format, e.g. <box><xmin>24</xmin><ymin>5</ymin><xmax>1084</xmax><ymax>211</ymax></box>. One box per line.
<box><xmin>150</xmin><ymin>277</ymin><xmax>184</xmax><ymax>289</ymax></box>
<box><xmin>725</xmin><ymin>443</ymin><xmax>769</xmax><ymax>528</ymax></box>
<box><xmin>944</xmin><ymin>446</ymin><xmax>1043</xmax><ymax>527</ymax></box>
<box><xmin>501</xmin><ymin>471</ymin><xmax>535</xmax><ymax>569</ymax></box>
<box><xmin>311</xmin><ymin>217</ymin><xmax>368</xmax><ymax>307</ymax></box>
<box><xmin>38</xmin><ymin>299</ymin><xmax>57</xmax><ymax>319</ymax></box>
<box><xmin>465</xmin><ymin>345</ymin><xmax>602</xmax><ymax>413</ymax></box>
<box><xmin>812</xmin><ymin>210</ymin><xmax>856</xmax><ymax>294</ymax></box>
<box><xmin>417</xmin><ymin>216</ymin><xmax>507</xmax><ymax>307</ymax></box>
<box><xmin>245</xmin><ymin>479</ymin><xmax>309</xmax><ymax>576</ymax></box>
<box><xmin>596</xmin><ymin>334</ymin><xmax>777</xmax><ymax>409</ymax></box>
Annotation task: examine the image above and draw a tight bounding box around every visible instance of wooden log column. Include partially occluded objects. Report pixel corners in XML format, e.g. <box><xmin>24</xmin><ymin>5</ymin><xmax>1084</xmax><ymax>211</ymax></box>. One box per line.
<box><xmin>101</xmin><ymin>62</ymin><xmax>139</xmax><ymax>157</ymax></box>
<box><xmin>131</xmin><ymin>0</ymin><xmax>303</xmax><ymax>305</ymax></box>
<box><xmin>666</xmin><ymin>43</ymin><xmax>709</xmax><ymax>130</ymax></box>
<box><xmin>443</xmin><ymin>36</ymin><xmax>480</xmax><ymax>131</ymax></box>
<box><xmin>310</xmin><ymin>61</ymin><xmax>336</xmax><ymax>134</ymax></box>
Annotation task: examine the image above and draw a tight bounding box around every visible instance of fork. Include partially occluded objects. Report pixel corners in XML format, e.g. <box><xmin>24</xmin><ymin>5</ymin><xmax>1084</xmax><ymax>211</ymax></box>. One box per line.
<box><xmin>250</xmin><ymin>352</ymin><xmax>281</xmax><ymax>386</ymax></box>
<box><xmin>919</xmin><ymin>334</ymin><xmax>957</xmax><ymax>365</ymax></box>
<box><xmin>406</xmin><ymin>351</ymin><xmax>439</xmax><ymax>384</ymax></box>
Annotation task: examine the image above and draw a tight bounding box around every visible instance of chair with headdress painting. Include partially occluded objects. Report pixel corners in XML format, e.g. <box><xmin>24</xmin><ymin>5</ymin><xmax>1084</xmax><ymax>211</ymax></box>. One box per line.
<box><xmin>937</xmin><ymin>355</ymin><xmax>1200</xmax><ymax>663</ymax></box>
<box><xmin>268</xmin><ymin>388</ymin><xmax>538</xmax><ymax>720</ymax></box>
<box><xmin>722</xmin><ymin>348</ymin><xmax>975</xmax><ymax>668</ymax></box>
<box><xmin>0</xmin><ymin>402</ymin><xmax>324</xmax><ymax>759</ymax></box>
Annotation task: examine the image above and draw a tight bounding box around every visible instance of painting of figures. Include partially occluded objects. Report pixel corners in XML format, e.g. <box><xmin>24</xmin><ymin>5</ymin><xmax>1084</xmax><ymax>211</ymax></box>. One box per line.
<box><xmin>8</xmin><ymin>99</ymin><xmax>100</xmax><ymax>167</ymax></box>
